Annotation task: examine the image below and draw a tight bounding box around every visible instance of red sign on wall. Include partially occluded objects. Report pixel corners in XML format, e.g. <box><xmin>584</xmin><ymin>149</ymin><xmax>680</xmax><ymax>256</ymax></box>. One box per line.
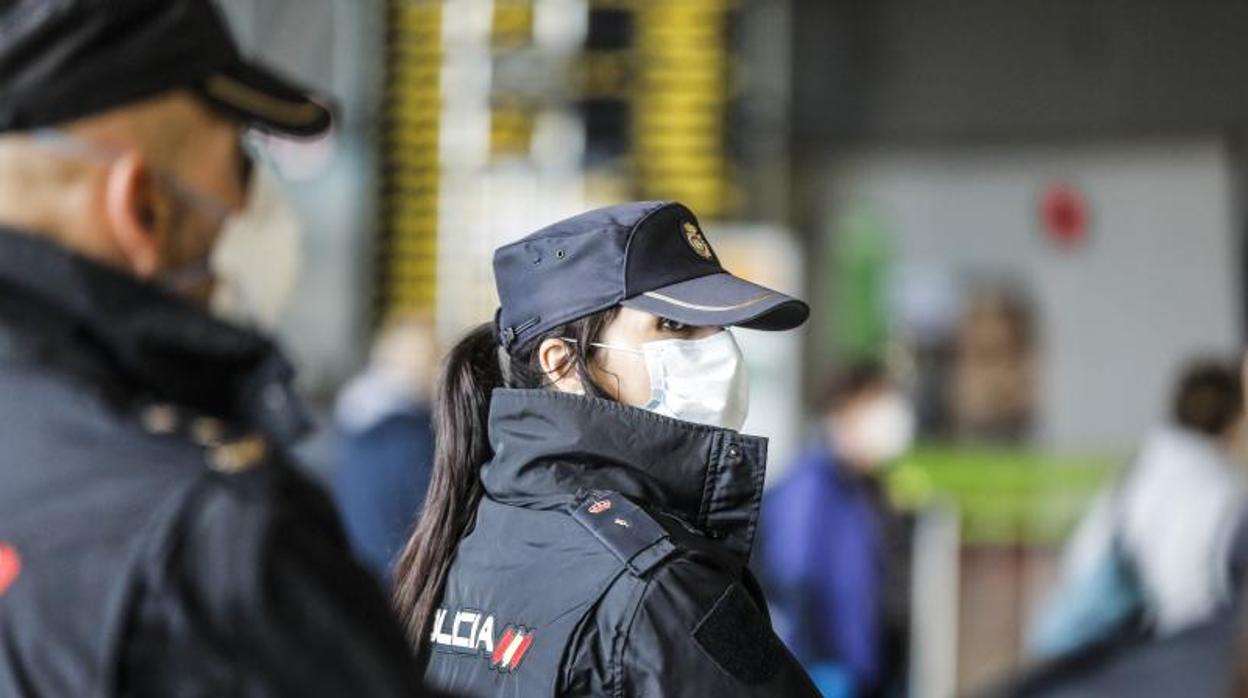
<box><xmin>1039</xmin><ymin>182</ymin><xmax>1090</xmax><ymax>249</ymax></box>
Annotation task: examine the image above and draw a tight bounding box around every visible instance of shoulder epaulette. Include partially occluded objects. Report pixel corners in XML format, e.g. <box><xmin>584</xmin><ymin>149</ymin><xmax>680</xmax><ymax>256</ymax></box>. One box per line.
<box><xmin>569</xmin><ymin>490</ymin><xmax>676</xmax><ymax>576</ymax></box>
<box><xmin>138</xmin><ymin>403</ymin><xmax>268</xmax><ymax>474</ymax></box>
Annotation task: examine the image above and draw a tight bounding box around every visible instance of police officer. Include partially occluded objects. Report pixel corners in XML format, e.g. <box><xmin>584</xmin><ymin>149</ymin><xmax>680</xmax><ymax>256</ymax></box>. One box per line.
<box><xmin>393</xmin><ymin>202</ymin><xmax>822</xmax><ymax>696</ymax></box>
<box><xmin>0</xmin><ymin>1</ymin><xmax>430</xmax><ymax>695</ymax></box>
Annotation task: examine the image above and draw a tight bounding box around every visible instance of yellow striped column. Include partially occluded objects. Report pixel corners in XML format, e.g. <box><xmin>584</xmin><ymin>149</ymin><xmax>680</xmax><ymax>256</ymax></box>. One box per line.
<box><xmin>381</xmin><ymin>1</ymin><xmax>443</xmax><ymax>320</ymax></box>
<box><xmin>634</xmin><ymin>0</ymin><xmax>735</xmax><ymax>218</ymax></box>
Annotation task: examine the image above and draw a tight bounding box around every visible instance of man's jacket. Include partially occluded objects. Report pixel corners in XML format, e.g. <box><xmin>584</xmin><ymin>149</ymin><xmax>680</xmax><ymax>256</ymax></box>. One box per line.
<box><xmin>0</xmin><ymin>230</ymin><xmax>426</xmax><ymax>697</ymax></box>
<box><xmin>423</xmin><ymin>388</ymin><xmax>819</xmax><ymax>697</ymax></box>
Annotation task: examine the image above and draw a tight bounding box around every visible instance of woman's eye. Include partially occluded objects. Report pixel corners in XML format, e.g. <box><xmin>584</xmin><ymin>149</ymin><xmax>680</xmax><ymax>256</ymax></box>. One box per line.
<box><xmin>658</xmin><ymin>318</ymin><xmax>688</xmax><ymax>333</ymax></box>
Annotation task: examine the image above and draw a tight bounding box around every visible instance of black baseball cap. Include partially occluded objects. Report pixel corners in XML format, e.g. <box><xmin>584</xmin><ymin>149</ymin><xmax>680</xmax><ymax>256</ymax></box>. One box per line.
<box><xmin>493</xmin><ymin>201</ymin><xmax>810</xmax><ymax>353</ymax></box>
<box><xmin>0</xmin><ymin>0</ymin><xmax>332</xmax><ymax>137</ymax></box>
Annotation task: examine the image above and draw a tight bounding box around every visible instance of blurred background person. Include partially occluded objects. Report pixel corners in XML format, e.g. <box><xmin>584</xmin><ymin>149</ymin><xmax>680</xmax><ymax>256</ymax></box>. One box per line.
<box><xmin>759</xmin><ymin>360</ymin><xmax>917</xmax><ymax>698</ymax></box>
<box><xmin>952</xmin><ymin>289</ymin><xmax>1038</xmax><ymax>444</ymax></box>
<box><xmin>998</xmin><ymin>358</ymin><xmax>1248</xmax><ymax>697</ymax></box>
<box><xmin>1031</xmin><ymin>358</ymin><xmax>1248</xmax><ymax>657</ymax></box>
<box><xmin>333</xmin><ymin>313</ymin><xmax>440</xmax><ymax>582</ymax></box>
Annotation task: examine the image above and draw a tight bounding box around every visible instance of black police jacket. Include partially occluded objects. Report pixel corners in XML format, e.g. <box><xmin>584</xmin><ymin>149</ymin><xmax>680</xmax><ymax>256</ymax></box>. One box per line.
<box><xmin>423</xmin><ymin>388</ymin><xmax>820</xmax><ymax>697</ymax></box>
<box><xmin>0</xmin><ymin>230</ymin><xmax>427</xmax><ymax>697</ymax></box>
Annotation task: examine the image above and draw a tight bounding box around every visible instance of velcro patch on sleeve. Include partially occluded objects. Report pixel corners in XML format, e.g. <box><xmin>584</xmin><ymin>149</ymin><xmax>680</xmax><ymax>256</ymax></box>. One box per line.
<box><xmin>693</xmin><ymin>583</ymin><xmax>785</xmax><ymax>685</ymax></box>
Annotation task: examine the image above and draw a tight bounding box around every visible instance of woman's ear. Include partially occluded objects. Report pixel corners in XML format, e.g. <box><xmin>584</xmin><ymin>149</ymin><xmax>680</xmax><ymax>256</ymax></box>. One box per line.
<box><xmin>538</xmin><ymin>338</ymin><xmax>585</xmax><ymax>394</ymax></box>
<box><xmin>103</xmin><ymin>150</ymin><xmax>162</xmax><ymax>278</ymax></box>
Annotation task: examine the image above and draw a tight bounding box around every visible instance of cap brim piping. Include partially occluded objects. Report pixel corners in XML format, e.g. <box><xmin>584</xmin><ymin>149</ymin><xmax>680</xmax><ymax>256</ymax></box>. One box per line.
<box><xmin>197</xmin><ymin>62</ymin><xmax>333</xmax><ymax>138</ymax></box>
<box><xmin>621</xmin><ymin>272</ymin><xmax>810</xmax><ymax>331</ymax></box>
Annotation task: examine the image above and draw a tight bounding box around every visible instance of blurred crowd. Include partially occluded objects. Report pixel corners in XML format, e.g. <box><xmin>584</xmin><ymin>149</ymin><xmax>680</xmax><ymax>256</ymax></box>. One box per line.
<box><xmin>328</xmin><ymin>318</ymin><xmax>1248</xmax><ymax>697</ymax></box>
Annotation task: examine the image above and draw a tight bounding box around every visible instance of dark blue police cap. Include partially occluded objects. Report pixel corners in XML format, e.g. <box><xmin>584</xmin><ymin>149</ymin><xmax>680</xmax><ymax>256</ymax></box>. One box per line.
<box><xmin>0</xmin><ymin>0</ymin><xmax>332</xmax><ymax>137</ymax></box>
<box><xmin>494</xmin><ymin>201</ymin><xmax>810</xmax><ymax>353</ymax></box>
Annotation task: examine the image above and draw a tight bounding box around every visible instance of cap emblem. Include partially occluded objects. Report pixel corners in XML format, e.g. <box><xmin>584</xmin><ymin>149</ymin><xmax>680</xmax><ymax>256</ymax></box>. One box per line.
<box><xmin>683</xmin><ymin>222</ymin><xmax>714</xmax><ymax>260</ymax></box>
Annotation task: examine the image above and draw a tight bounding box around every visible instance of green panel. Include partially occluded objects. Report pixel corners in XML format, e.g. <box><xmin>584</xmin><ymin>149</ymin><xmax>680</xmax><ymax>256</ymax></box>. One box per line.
<box><xmin>886</xmin><ymin>445</ymin><xmax>1122</xmax><ymax>545</ymax></box>
<box><xmin>831</xmin><ymin>208</ymin><xmax>892</xmax><ymax>360</ymax></box>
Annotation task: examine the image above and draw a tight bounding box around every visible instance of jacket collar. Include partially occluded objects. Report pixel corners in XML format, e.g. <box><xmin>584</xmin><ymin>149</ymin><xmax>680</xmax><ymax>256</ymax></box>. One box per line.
<box><xmin>0</xmin><ymin>228</ymin><xmax>309</xmax><ymax>445</ymax></box>
<box><xmin>482</xmin><ymin>388</ymin><xmax>769</xmax><ymax>562</ymax></box>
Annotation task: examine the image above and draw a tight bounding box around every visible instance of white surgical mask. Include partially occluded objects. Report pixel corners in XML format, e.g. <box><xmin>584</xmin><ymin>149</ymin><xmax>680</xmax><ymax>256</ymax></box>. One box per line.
<box><xmin>209</xmin><ymin>166</ymin><xmax>303</xmax><ymax>330</ymax></box>
<box><xmin>588</xmin><ymin>330</ymin><xmax>750</xmax><ymax>431</ymax></box>
<box><xmin>852</xmin><ymin>393</ymin><xmax>916</xmax><ymax>466</ymax></box>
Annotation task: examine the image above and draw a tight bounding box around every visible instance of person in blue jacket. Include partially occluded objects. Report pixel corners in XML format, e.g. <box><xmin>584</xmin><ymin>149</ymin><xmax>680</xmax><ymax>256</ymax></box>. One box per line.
<box><xmin>760</xmin><ymin>361</ymin><xmax>916</xmax><ymax>697</ymax></box>
<box><xmin>333</xmin><ymin>315</ymin><xmax>440</xmax><ymax>582</ymax></box>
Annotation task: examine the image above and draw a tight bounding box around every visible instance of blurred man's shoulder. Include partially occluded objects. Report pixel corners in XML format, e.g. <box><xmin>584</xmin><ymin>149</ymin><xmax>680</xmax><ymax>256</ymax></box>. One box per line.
<box><xmin>0</xmin><ymin>368</ymin><xmax>322</xmax><ymax>528</ymax></box>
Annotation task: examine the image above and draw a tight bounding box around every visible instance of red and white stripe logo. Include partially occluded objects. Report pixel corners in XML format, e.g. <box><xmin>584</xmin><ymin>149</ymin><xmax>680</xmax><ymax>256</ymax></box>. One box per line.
<box><xmin>430</xmin><ymin>607</ymin><xmax>536</xmax><ymax>673</ymax></box>
<box><xmin>490</xmin><ymin>626</ymin><xmax>534</xmax><ymax>672</ymax></box>
<box><xmin>0</xmin><ymin>543</ymin><xmax>19</xmax><ymax>597</ymax></box>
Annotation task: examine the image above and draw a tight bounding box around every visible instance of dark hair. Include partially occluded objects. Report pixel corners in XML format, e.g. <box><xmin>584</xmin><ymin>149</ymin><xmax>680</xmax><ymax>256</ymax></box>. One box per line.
<box><xmin>391</xmin><ymin>308</ymin><xmax>619</xmax><ymax>654</ymax></box>
<box><xmin>822</xmin><ymin>359</ymin><xmax>891</xmax><ymax>412</ymax></box>
<box><xmin>1172</xmin><ymin>359</ymin><xmax>1244</xmax><ymax>437</ymax></box>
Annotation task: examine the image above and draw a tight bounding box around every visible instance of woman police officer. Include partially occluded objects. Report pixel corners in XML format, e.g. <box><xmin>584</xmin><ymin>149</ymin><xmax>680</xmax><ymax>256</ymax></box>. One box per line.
<box><xmin>393</xmin><ymin>201</ymin><xmax>820</xmax><ymax>696</ymax></box>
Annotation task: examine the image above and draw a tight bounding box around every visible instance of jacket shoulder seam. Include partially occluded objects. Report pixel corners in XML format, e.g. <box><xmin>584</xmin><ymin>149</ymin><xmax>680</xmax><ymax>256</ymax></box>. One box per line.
<box><xmin>612</xmin><ymin>575</ymin><xmax>651</xmax><ymax>698</ymax></box>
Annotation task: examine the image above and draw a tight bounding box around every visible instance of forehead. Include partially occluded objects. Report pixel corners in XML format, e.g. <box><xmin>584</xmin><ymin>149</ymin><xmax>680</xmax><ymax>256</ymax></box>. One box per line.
<box><xmin>606</xmin><ymin>307</ymin><xmax>719</xmax><ymax>338</ymax></box>
<box><xmin>609</xmin><ymin>307</ymin><xmax>657</xmax><ymax>331</ymax></box>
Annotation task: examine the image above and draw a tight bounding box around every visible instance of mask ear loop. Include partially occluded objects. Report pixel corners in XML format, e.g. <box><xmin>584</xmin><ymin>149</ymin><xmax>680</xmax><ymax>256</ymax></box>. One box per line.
<box><xmin>559</xmin><ymin>338</ymin><xmax>648</xmax><ymax>404</ymax></box>
<box><xmin>534</xmin><ymin>337</ymin><xmax>580</xmax><ymax>394</ymax></box>
<box><xmin>32</xmin><ymin>129</ymin><xmax>232</xmax><ymax>222</ymax></box>
<box><xmin>559</xmin><ymin>338</ymin><xmax>644</xmax><ymax>356</ymax></box>
<box><xmin>32</xmin><ymin>128</ymin><xmax>235</xmax><ymax>298</ymax></box>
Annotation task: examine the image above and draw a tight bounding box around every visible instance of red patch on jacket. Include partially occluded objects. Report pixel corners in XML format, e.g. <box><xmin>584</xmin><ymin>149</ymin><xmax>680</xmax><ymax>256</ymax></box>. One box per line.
<box><xmin>0</xmin><ymin>543</ymin><xmax>21</xmax><ymax>597</ymax></box>
<box><xmin>588</xmin><ymin>499</ymin><xmax>612</xmax><ymax>514</ymax></box>
<box><xmin>490</xmin><ymin>627</ymin><xmax>534</xmax><ymax>672</ymax></box>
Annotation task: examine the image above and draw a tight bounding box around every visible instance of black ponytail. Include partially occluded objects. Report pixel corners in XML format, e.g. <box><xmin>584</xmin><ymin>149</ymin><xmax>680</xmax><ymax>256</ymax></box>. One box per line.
<box><xmin>391</xmin><ymin>323</ymin><xmax>498</xmax><ymax>651</ymax></box>
<box><xmin>392</xmin><ymin>308</ymin><xmax>619</xmax><ymax>653</ymax></box>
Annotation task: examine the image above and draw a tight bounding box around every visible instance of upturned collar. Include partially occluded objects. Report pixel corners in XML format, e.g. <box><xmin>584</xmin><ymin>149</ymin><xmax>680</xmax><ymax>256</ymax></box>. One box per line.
<box><xmin>481</xmin><ymin>388</ymin><xmax>769</xmax><ymax>562</ymax></box>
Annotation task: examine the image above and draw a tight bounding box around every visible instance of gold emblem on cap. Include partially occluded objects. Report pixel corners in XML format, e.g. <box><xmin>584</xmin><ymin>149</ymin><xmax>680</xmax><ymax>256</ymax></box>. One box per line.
<box><xmin>682</xmin><ymin>222</ymin><xmax>713</xmax><ymax>260</ymax></box>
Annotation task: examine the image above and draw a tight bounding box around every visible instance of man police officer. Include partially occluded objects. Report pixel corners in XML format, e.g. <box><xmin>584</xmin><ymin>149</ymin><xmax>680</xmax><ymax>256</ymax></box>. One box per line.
<box><xmin>0</xmin><ymin>1</ymin><xmax>432</xmax><ymax>695</ymax></box>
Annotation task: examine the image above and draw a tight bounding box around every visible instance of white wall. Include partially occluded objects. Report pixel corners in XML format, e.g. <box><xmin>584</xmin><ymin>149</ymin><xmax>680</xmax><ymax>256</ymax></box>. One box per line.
<box><xmin>825</xmin><ymin>141</ymin><xmax>1242</xmax><ymax>451</ymax></box>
